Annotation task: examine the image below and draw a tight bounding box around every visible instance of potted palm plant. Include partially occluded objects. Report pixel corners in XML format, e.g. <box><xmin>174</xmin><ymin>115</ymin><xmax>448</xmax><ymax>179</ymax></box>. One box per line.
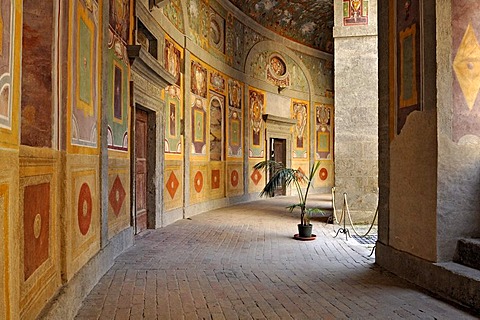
<box><xmin>253</xmin><ymin>160</ymin><xmax>323</xmax><ymax>239</ymax></box>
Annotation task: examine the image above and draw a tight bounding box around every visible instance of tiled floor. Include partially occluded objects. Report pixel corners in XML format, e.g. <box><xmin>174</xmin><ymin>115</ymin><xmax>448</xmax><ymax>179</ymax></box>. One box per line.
<box><xmin>76</xmin><ymin>198</ymin><xmax>478</xmax><ymax>319</ymax></box>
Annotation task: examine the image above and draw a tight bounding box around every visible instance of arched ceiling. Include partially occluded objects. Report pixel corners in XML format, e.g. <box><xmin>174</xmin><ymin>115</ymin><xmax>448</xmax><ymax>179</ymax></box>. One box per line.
<box><xmin>228</xmin><ymin>0</ymin><xmax>334</xmax><ymax>53</ymax></box>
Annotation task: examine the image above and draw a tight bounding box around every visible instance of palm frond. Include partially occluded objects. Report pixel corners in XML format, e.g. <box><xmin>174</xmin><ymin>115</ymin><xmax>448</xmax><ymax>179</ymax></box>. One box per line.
<box><xmin>259</xmin><ymin>167</ymin><xmax>296</xmax><ymax>197</ymax></box>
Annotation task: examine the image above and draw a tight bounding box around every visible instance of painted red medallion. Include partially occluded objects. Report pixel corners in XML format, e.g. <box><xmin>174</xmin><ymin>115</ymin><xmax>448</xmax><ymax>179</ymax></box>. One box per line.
<box><xmin>78</xmin><ymin>182</ymin><xmax>92</xmax><ymax>236</ymax></box>
<box><xmin>194</xmin><ymin>171</ymin><xmax>203</xmax><ymax>193</ymax></box>
<box><xmin>319</xmin><ymin>168</ymin><xmax>328</xmax><ymax>181</ymax></box>
<box><xmin>211</xmin><ymin>170</ymin><xmax>220</xmax><ymax>189</ymax></box>
<box><xmin>231</xmin><ymin>170</ymin><xmax>239</xmax><ymax>187</ymax></box>
<box><xmin>109</xmin><ymin>175</ymin><xmax>126</xmax><ymax>217</ymax></box>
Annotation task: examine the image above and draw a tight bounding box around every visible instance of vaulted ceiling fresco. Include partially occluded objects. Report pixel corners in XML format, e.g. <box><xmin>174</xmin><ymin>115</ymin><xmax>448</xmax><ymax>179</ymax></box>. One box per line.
<box><xmin>228</xmin><ymin>0</ymin><xmax>334</xmax><ymax>53</ymax></box>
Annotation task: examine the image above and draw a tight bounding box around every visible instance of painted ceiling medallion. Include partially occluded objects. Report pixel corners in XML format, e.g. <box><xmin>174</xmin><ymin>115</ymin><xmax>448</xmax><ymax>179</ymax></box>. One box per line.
<box><xmin>267</xmin><ymin>54</ymin><xmax>290</xmax><ymax>88</ymax></box>
<box><xmin>250</xmin><ymin>168</ymin><xmax>262</xmax><ymax>186</ymax></box>
<box><xmin>166</xmin><ymin>171</ymin><xmax>180</xmax><ymax>199</ymax></box>
<box><xmin>453</xmin><ymin>23</ymin><xmax>480</xmax><ymax>111</ymax></box>
<box><xmin>108</xmin><ymin>175</ymin><xmax>126</xmax><ymax>217</ymax></box>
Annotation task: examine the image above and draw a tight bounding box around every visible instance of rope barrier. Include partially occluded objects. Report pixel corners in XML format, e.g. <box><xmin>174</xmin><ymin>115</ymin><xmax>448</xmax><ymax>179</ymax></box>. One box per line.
<box><xmin>333</xmin><ymin>192</ymin><xmax>378</xmax><ymax>239</ymax></box>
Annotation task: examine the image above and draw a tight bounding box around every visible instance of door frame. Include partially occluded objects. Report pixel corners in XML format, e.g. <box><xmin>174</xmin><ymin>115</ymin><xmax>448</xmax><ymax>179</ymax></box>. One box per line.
<box><xmin>263</xmin><ymin>114</ymin><xmax>296</xmax><ymax>195</ymax></box>
<box><xmin>130</xmin><ymin>103</ymin><xmax>163</xmax><ymax>234</ymax></box>
<box><xmin>270</xmin><ymin>138</ymin><xmax>287</xmax><ymax>196</ymax></box>
<box><xmin>133</xmin><ymin>106</ymin><xmax>156</xmax><ymax>234</ymax></box>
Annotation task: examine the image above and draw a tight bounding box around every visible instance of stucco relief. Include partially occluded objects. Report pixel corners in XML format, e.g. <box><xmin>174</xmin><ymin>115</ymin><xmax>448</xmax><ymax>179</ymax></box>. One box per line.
<box><xmin>267</xmin><ymin>54</ymin><xmax>290</xmax><ymax>88</ymax></box>
<box><xmin>249</xmin><ymin>50</ymin><xmax>307</xmax><ymax>93</ymax></box>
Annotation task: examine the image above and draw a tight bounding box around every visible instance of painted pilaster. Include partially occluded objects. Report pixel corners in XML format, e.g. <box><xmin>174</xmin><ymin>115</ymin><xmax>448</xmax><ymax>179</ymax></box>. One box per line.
<box><xmin>100</xmin><ymin>0</ymin><xmax>110</xmax><ymax>249</ymax></box>
<box><xmin>333</xmin><ymin>0</ymin><xmax>378</xmax><ymax>223</ymax></box>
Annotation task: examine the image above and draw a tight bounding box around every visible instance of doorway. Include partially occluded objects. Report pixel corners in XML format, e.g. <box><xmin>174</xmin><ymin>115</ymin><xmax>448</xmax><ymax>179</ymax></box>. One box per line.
<box><xmin>134</xmin><ymin>108</ymin><xmax>148</xmax><ymax>234</ymax></box>
<box><xmin>270</xmin><ymin>138</ymin><xmax>286</xmax><ymax>196</ymax></box>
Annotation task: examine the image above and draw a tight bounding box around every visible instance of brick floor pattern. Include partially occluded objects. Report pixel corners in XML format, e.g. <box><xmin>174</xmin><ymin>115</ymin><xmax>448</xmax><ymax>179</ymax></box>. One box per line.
<box><xmin>76</xmin><ymin>198</ymin><xmax>478</xmax><ymax>320</ymax></box>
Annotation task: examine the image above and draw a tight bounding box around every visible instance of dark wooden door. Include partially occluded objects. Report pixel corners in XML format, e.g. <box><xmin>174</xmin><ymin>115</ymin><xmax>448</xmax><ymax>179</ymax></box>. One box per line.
<box><xmin>271</xmin><ymin>138</ymin><xmax>286</xmax><ymax>196</ymax></box>
<box><xmin>135</xmin><ymin>109</ymin><xmax>148</xmax><ymax>234</ymax></box>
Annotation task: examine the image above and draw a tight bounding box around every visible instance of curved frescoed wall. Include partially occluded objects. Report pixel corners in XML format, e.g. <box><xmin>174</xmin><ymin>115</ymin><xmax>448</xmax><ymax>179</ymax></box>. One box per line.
<box><xmin>156</xmin><ymin>0</ymin><xmax>335</xmax><ymax>219</ymax></box>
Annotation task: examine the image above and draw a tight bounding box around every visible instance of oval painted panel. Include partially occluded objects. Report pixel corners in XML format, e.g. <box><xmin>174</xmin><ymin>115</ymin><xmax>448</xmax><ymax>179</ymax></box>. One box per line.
<box><xmin>319</xmin><ymin>168</ymin><xmax>328</xmax><ymax>181</ymax></box>
<box><xmin>194</xmin><ymin>171</ymin><xmax>203</xmax><ymax>193</ymax></box>
<box><xmin>78</xmin><ymin>182</ymin><xmax>93</xmax><ymax>236</ymax></box>
<box><xmin>231</xmin><ymin>170</ymin><xmax>239</xmax><ymax>187</ymax></box>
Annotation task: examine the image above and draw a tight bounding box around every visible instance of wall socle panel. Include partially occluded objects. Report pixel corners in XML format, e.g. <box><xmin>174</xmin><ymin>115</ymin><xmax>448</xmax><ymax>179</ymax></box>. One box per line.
<box><xmin>312</xmin><ymin>160</ymin><xmax>334</xmax><ymax>190</ymax></box>
<box><xmin>64</xmin><ymin>155</ymin><xmax>100</xmax><ymax>281</ymax></box>
<box><xmin>164</xmin><ymin>162</ymin><xmax>183</xmax><ymax>211</ymax></box>
<box><xmin>107</xmin><ymin>157</ymin><xmax>130</xmax><ymax>240</ymax></box>
<box><xmin>208</xmin><ymin>162</ymin><xmax>225</xmax><ymax>200</ymax></box>
<box><xmin>19</xmin><ymin>152</ymin><xmax>61</xmax><ymax>320</ymax></box>
<box><xmin>248</xmin><ymin>159</ymin><xmax>265</xmax><ymax>194</ymax></box>
<box><xmin>0</xmin><ymin>182</ymin><xmax>10</xmax><ymax>320</ymax></box>
<box><xmin>0</xmin><ymin>145</ymin><xmax>17</xmax><ymax>320</ymax></box>
<box><xmin>189</xmin><ymin>163</ymin><xmax>208</xmax><ymax>205</ymax></box>
<box><xmin>226</xmin><ymin>162</ymin><xmax>243</xmax><ymax>197</ymax></box>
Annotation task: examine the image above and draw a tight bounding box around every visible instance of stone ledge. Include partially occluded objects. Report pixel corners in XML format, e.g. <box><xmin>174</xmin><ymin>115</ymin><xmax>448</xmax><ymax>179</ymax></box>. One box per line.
<box><xmin>376</xmin><ymin>242</ymin><xmax>480</xmax><ymax>313</ymax></box>
<box><xmin>453</xmin><ymin>238</ymin><xmax>480</xmax><ymax>270</ymax></box>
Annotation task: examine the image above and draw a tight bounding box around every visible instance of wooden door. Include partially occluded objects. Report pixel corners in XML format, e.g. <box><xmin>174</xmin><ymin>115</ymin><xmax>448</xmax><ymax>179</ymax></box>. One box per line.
<box><xmin>271</xmin><ymin>138</ymin><xmax>287</xmax><ymax>196</ymax></box>
<box><xmin>135</xmin><ymin>109</ymin><xmax>148</xmax><ymax>233</ymax></box>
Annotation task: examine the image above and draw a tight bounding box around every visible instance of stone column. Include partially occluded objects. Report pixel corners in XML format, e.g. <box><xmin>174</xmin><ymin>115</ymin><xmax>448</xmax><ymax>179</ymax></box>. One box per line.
<box><xmin>333</xmin><ymin>0</ymin><xmax>378</xmax><ymax>223</ymax></box>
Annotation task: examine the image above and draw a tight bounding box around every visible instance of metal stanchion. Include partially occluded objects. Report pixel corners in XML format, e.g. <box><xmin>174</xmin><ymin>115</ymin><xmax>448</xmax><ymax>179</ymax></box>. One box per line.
<box><xmin>334</xmin><ymin>193</ymin><xmax>351</xmax><ymax>240</ymax></box>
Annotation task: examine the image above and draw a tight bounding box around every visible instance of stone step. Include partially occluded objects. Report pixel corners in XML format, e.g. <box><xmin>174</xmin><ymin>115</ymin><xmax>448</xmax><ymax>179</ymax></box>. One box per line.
<box><xmin>434</xmin><ymin>261</ymin><xmax>480</xmax><ymax>312</ymax></box>
<box><xmin>453</xmin><ymin>238</ymin><xmax>480</xmax><ymax>271</ymax></box>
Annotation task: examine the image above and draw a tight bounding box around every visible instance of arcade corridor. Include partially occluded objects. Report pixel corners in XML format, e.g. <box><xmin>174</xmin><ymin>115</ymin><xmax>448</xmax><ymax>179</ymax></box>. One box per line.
<box><xmin>75</xmin><ymin>198</ymin><xmax>477</xmax><ymax>319</ymax></box>
<box><xmin>1</xmin><ymin>0</ymin><xmax>479</xmax><ymax>318</ymax></box>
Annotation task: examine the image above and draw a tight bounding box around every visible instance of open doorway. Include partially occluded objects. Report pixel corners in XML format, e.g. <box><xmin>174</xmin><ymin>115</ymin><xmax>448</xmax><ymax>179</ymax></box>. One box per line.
<box><xmin>270</xmin><ymin>138</ymin><xmax>286</xmax><ymax>196</ymax></box>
